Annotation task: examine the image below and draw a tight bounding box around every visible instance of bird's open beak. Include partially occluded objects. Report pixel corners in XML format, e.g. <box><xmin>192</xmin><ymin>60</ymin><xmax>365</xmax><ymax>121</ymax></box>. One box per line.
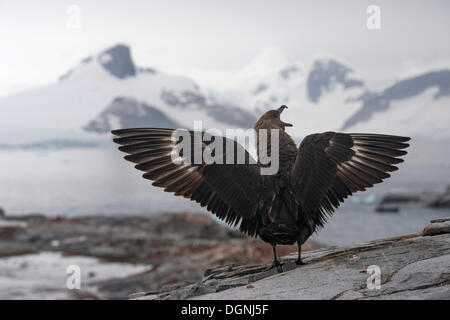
<box><xmin>278</xmin><ymin>105</ymin><xmax>293</xmax><ymax>127</ymax></box>
<box><xmin>278</xmin><ymin>105</ymin><xmax>288</xmax><ymax>113</ymax></box>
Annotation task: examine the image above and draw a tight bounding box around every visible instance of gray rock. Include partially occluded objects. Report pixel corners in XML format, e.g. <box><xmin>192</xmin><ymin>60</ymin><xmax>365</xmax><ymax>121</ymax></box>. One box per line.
<box><xmin>0</xmin><ymin>240</ymin><xmax>36</xmax><ymax>258</ymax></box>
<box><xmin>377</xmin><ymin>186</ymin><xmax>450</xmax><ymax>209</ymax></box>
<box><xmin>422</xmin><ymin>219</ymin><xmax>450</xmax><ymax>236</ymax></box>
<box><xmin>428</xmin><ymin>185</ymin><xmax>450</xmax><ymax>208</ymax></box>
<box><xmin>160</xmin><ymin>89</ymin><xmax>256</xmax><ymax>128</ymax></box>
<box><xmin>307</xmin><ymin>59</ymin><xmax>363</xmax><ymax>103</ymax></box>
<box><xmin>381</xmin><ymin>254</ymin><xmax>449</xmax><ymax>292</ymax></box>
<box><xmin>58</xmin><ymin>69</ymin><xmax>73</xmax><ymax>81</ymax></box>
<box><xmin>84</xmin><ymin>97</ymin><xmax>180</xmax><ymax>133</ymax></box>
<box><xmin>280</xmin><ymin>66</ymin><xmax>299</xmax><ymax>80</ymax></box>
<box><xmin>161</xmin><ymin>90</ymin><xmax>206</xmax><ymax>108</ymax></box>
<box><xmin>362</xmin><ymin>285</ymin><xmax>450</xmax><ymax>300</ymax></box>
<box><xmin>97</xmin><ymin>44</ymin><xmax>136</xmax><ymax>79</ymax></box>
<box><xmin>335</xmin><ymin>290</ymin><xmax>365</xmax><ymax>300</ymax></box>
<box><xmin>134</xmin><ymin>219</ymin><xmax>450</xmax><ymax>300</ymax></box>
<box><xmin>137</xmin><ymin>67</ymin><xmax>156</xmax><ymax>74</ymax></box>
<box><xmin>379</xmin><ymin>193</ymin><xmax>424</xmax><ymax>204</ymax></box>
<box><xmin>254</xmin><ymin>83</ymin><xmax>268</xmax><ymax>95</ymax></box>
<box><xmin>81</xmin><ymin>56</ymin><xmax>93</xmax><ymax>64</ymax></box>
<box><xmin>205</xmin><ymin>104</ymin><xmax>256</xmax><ymax>128</ymax></box>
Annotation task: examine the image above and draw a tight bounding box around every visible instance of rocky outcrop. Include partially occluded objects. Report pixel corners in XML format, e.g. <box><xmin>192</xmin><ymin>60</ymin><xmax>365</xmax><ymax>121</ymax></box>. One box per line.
<box><xmin>131</xmin><ymin>218</ymin><xmax>450</xmax><ymax>300</ymax></box>
<box><xmin>97</xmin><ymin>44</ymin><xmax>136</xmax><ymax>79</ymax></box>
<box><xmin>428</xmin><ymin>186</ymin><xmax>450</xmax><ymax>208</ymax></box>
<box><xmin>160</xmin><ymin>89</ymin><xmax>257</xmax><ymax>128</ymax></box>
<box><xmin>84</xmin><ymin>97</ymin><xmax>180</xmax><ymax>133</ymax></box>
<box><xmin>307</xmin><ymin>59</ymin><xmax>364</xmax><ymax>103</ymax></box>
<box><xmin>378</xmin><ymin>186</ymin><xmax>450</xmax><ymax>209</ymax></box>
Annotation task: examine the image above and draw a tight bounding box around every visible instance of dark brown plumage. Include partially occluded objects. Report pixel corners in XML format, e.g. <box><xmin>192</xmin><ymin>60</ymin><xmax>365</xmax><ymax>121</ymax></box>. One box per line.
<box><xmin>111</xmin><ymin>105</ymin><xmax>410</xmax><ymax>271</ymax></box>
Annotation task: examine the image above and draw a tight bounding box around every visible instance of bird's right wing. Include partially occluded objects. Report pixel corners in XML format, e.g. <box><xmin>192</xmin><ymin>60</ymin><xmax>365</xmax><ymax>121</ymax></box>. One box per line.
<box><xmin>112</xmin><ymin>128</ymin><xmax>268</xmax><ymax>236</ymax></box>
<box><xmin>291</xmin><ymin>132</ymin><xmax>410</xmax><ymax>230</ymax></box>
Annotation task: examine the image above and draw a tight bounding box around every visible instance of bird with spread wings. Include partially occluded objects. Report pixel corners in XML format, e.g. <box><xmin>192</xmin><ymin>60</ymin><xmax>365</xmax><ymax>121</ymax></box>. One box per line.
<box><xmin>112</xmin><ymin>105</ymin><xmax>410</xmax><ymax>272</ymax></box>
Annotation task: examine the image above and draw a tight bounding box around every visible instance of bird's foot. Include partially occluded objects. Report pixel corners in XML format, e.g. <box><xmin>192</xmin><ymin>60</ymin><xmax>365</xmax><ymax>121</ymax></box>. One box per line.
<box><xmin>270</xmin><ymin>261</ymin><xmax>284</xmax><ymax>273</ymax></box>
<box><xmin>295</xmin><ymin>259</ymin><xmax>308</xmax><ymax>266</ymax></box>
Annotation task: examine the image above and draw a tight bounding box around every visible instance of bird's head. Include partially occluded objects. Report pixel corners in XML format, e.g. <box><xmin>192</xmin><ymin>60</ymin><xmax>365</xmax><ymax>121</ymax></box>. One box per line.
<box><xmin>254</xmin><ymin>105</ymin><xmax>293</xmax><ymax>131</ymax></box>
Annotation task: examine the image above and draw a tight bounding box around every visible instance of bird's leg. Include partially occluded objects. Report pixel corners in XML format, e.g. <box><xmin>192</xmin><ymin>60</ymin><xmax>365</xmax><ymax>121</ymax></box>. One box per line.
<box><xmin>271</xmin><ymin>245</ymin><xmax>283</xmax><ymax>273</ymax></box>
<box><xmin>296</xmin><ymin>241</ymin><xmax>307</xmax><ymax>265</ymax></box>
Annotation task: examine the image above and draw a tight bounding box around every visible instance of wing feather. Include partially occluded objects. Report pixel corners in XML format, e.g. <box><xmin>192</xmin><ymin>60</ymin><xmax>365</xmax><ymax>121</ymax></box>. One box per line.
<box><xmin>292</xmin><ymin>132</ymin><xmax>410</xmax><ymax>230</ymax></box>
<box><xmin>112</xmin><ymin>128</ymin><xmax>266</xmax><ymax>236</ymax></box>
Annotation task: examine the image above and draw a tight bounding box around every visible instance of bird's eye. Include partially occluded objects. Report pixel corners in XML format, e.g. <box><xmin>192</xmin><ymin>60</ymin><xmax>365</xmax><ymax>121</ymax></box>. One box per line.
<box><xmin>273</xmin><ymin>113</ymin><xmax>278</xmax><ymax>118</ymax></box>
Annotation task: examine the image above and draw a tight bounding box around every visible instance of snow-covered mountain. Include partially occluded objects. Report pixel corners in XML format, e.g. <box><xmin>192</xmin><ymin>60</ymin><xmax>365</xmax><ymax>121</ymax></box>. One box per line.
<box><xmin>206</xmin><ymin>47</ymin><xmax>305</xmax><ymax>114</ymax></box>
<box><xmin>204</xmin><ymin>48</ymin><xmax>367</xmax><ymax>138</ymax></box>
<box><xmin>202</xmin><ymin>47</ymin><xmax>450</xmax><ymax>139</ymax></box>
<box><xmin>342</xmin><ymin>70</ymin><xmax>450</xmax><ymax>138</ymax></box>
<box><xmin>0</xmin><ymin>44</ymin><xmax>256</xmax><ymax>144</ymax></box>
<box><xmin>0</xmin><ymin>44</ymin><xmax>449</xmax><ymax>146</ymax></box>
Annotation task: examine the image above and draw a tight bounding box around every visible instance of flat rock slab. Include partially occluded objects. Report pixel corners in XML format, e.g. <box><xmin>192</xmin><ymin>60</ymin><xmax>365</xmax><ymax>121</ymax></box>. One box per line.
<box><xmin>133</xmin><ymin>218</ymin><xmax>450</xmax><ymax>300</ymax></box>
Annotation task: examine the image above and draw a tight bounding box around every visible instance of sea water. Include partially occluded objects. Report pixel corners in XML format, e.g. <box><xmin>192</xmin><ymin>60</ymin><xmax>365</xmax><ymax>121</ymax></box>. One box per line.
<box><xmin>0</xmin><ymin>148</ymin><xmax>449</xmax><ymax>246</ymax></box>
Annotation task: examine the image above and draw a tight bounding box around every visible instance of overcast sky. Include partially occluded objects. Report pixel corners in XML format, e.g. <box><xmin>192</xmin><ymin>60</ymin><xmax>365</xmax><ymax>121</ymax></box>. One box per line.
<box><xmin>1</xmin><ymin>0</ymin><xmax>449</xmax><ymax>97</ymax></box>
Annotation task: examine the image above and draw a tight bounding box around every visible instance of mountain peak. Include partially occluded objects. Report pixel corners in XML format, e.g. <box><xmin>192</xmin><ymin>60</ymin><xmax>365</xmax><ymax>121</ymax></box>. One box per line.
<box><xmin>307</xmin><ymin>58</ymin><xmax>364</xmax><ymax>103</ymax></box>
<box><xmin>97</xmin><ymin>44</ymin><xmax>136</xmax><ymax>79</ymax></box>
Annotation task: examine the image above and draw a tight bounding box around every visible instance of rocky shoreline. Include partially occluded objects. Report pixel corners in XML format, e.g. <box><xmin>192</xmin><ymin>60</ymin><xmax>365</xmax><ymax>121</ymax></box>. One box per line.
<box><xmin>2</xmin><ymin>210</ymin><xmax>449</xmax><ymax>300</ymax></box>
<box><xmin>130</xmin><ymin>218</ymin><xmax>450</xmax><ymax>300</ymax></box>
<box><xmin>0</xmin><ymin>211</ymin><xmax>321</xmax><ymax>299</ymax></box>
<box><xmin>378</xmin><ymin>185</ymin><xmax>450</xmax><ymax>209</ymax></box>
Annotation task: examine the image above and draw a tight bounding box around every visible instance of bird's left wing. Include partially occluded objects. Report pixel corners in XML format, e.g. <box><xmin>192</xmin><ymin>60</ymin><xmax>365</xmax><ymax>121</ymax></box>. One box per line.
<box><xmin>291</xmin><ymin>132</ymin><xmax>410</xmax><ymax>229</ymax></box>
<box><xmin>111</xmin><ymin>128</ymin><xmax>268</xmax><ymax>236</ymax></box>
